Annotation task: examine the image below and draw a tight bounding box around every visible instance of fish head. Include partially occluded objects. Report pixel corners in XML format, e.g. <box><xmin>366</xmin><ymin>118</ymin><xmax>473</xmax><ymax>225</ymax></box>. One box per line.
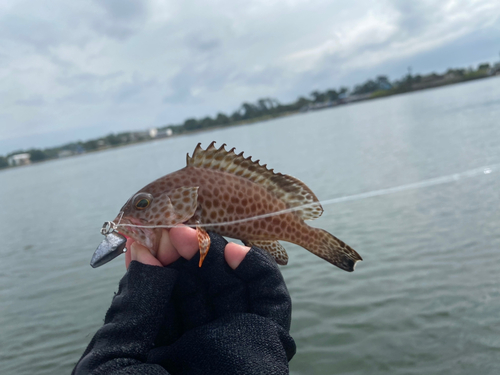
<box><xmin>114</xmin><ymin>191</ymin><xmax>163</xmax><ymax>254</ymax></box>
<box><xmin>113</xmin><ymin>186</ymin><xmax>200</xmax><ymax>254</ymax></box>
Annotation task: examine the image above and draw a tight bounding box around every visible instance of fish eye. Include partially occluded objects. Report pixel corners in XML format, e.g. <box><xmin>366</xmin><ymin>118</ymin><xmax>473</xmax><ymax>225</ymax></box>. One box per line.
<box><xmin>135</xmin><ymin>198</ymin><xmax>150</xmax><ymax>210</ymax></box>
<box><xmin>131</xmin><ymin>193</ymin><xmax>154</xmax><ymax>211</ymax></box>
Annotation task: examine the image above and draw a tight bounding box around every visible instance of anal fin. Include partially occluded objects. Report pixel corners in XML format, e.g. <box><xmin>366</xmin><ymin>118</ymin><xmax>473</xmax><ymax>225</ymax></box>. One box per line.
<box><xmin>243</xmin><ymin>240</ymin><xmax>288</xmax><ymax>265</ymax></box>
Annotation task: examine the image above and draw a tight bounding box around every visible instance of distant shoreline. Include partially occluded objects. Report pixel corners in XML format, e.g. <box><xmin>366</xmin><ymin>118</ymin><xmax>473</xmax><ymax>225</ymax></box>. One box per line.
<box><xmin>2</xmin><ymin>63</ymin><xmax>498</xmax><ymax>171</ymax></box>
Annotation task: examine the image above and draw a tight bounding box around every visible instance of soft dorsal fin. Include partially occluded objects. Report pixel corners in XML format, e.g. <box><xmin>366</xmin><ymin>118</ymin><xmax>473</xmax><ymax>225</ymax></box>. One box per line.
<box><xmin>186</xmin><ymin>142</ymin><xmax>323</xmax><ymax>220</ymax></box>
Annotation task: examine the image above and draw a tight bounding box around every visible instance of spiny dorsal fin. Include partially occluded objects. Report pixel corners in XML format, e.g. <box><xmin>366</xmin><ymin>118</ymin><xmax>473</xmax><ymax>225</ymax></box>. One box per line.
<box><xmin>186</xmin><ymin>142</ymin><xmax>323</xmax><ymax>220</ymax></box>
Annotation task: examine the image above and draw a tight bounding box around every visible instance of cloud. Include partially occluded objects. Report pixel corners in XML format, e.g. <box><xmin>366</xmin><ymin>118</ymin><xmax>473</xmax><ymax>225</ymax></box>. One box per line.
<box><xmin>186</xmin><ymin>34</ymin><xmax>221</xmax><ymax>53</ymax></box>
<box><xmin>113</xmin><ymin>73</ymin><xmax>159</xmax><ymax>103</ymax></box>
<box><xmin>16</xmin><ymin>95</ymin><xmax>45</xmax><ymax>106</ymax></box>
<box><xmin>0</xmin><ymin>0</ymin><xmax>499</xmax><ymax>154</ymax></box>
<box><xmin>91</xmin><ymin>0</ymin><xmax>149</xmax><ymax>40</ymax></box>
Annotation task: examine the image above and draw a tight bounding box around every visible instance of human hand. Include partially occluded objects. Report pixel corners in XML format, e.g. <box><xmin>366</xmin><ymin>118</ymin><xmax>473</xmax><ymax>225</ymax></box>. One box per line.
<box><xmin>124</xmin><ymin>228</ymin><xmax>291</xmax><ymax>335</ymax></box>
<box><xmin>75</xmin><ymin>229</ymin><xmax>294</xmax><ymax>375</ymax></box>
<box><xmin>145</xmin><ymin>231</ymin><xmax>296</xmax><ymax>370</ymax></box>
<box><xmin>124</xmin><ymin>225</ymin><xmax>250</xmax><ymax>270</ymax></box>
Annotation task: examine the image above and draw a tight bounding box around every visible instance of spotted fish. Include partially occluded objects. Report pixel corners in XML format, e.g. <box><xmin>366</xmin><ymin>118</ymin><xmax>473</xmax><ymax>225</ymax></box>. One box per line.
<box><xmin>114</xmin><ymin>142</ymin><xmax>362</xmax><ymax>271</ymax></box>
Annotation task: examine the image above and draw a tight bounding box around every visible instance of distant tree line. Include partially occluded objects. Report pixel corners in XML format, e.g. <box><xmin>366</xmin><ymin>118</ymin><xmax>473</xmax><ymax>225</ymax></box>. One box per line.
<box><xmin>1</xmin><ymin>61</ymin><xmax>496</xmax><ymax>170</ymax></box>
<box><xmin>0</xmin><ymin>156</ymin><xmax>7</xmax><ymax>169</ymax></box>
<box><xmin>163</xmin><ymin>96</ymin><xmax>310</xmax><ymax>134</ymax></box>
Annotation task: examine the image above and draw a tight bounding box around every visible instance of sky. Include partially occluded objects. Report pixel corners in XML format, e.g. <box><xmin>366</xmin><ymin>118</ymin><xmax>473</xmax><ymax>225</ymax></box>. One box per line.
<box><xmin>1</xmin><ymin>0</ymin><xmax>499</xmax><ymax>154</ymax></box>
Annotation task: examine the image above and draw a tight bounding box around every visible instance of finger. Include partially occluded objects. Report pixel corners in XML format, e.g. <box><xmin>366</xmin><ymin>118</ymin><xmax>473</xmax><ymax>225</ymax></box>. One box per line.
<box><xmin>157</xmin><ymin>229</ymin><xmax>181</xmax><ymax>266</ymax></box>
<box><xmin>224</xmin><ymin>243</ymin><xmax>251</xmax><ymax>270</ymax></box>
<box><xmin>170</xmin><ymin>225</ymin><xmax>199</xmax><ymax>260</ymax></box>
<box><xmin>125</xmin><ymin>237</ymin><xmax>134</xmax><ymax>269</ymax></box>
<box><xmin>131</xmin><ymin>242</ymin><xmax>162</xmax><ymax>267</ymax></box>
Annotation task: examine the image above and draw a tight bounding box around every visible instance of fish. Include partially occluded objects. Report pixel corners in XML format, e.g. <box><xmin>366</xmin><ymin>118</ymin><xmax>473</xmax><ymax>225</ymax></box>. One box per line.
<box><xmin>108</xmin><ymin>141</ymin><xmax>362</xmax><ymax>271</ymax></box>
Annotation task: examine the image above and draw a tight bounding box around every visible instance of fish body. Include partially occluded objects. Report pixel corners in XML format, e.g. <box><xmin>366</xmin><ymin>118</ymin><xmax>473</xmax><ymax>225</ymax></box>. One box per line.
<box><xmin>114</xmin><ymin>142</ymin><xmax>362</xmax><ymax>271</ymax></box>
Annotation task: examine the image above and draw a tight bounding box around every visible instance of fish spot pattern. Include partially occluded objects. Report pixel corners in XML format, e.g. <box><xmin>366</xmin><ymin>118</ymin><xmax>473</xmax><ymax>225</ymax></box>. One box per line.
<box><xmin>116</xmin><ymin>142</ymin><xmax>362</xmax><ymax>272</ymax></box>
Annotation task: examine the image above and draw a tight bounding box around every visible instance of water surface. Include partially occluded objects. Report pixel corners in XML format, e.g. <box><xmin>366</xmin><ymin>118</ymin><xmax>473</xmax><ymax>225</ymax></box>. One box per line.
<box><xmin>1</xmin><ymin>77</ymin><xmax>500</xmax><ymax>374</ymax></box>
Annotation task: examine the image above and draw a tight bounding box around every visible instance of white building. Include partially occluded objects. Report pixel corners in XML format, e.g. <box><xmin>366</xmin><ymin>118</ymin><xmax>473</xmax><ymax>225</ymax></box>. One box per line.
<box><xmin>7</xmin><ymin>153</ymin><xmax>31</xmax><ymax>166</ymax></box>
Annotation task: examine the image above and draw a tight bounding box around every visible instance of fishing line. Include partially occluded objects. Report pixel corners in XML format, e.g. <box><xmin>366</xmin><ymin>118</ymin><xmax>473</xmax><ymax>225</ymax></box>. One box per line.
<box><xmin>115</xmin><ymin>163</ymin><xmax>498</xmax><ymax>231</ymax></box>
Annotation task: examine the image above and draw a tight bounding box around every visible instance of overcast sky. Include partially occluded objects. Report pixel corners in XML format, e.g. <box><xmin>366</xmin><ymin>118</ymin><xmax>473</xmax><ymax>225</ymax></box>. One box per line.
<box><xmin>1</xmin><ymin>0</ymin><xmax>499</xmax><ymax>154</ymax></box>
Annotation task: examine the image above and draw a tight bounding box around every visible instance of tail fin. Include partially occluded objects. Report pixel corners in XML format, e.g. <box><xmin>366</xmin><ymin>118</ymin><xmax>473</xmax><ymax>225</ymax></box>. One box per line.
<box><xmin>302</xmin><ymin>227</ymin><xmax>362</xmax><ymax>272</ymax></box>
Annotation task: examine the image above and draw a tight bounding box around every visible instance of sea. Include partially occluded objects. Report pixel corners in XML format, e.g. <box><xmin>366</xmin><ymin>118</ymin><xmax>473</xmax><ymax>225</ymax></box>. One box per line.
<box><xmin>1</xmin><ymin>77</ymin><xmax>500</xmax><ymax>375</ymax></box>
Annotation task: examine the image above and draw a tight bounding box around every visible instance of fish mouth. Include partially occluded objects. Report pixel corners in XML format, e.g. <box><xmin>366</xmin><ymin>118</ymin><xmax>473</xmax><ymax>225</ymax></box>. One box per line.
<box><xmin>90</xmin><ymin>214</ymin><xmax>157</xmax><ymax>268</ymax></box>
<box><xmin>115</xmin><ymin>216</ymin><xmax>157</xmax><ymax>251</ymax></box>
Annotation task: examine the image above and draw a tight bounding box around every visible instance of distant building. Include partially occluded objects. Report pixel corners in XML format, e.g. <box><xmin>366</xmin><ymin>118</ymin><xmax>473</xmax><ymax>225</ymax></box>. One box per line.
<box><xmin>149</xmin><ymin>128</ymin><xmax>158</xmax><ymax>138</ymax></box>
<box><xmin>150</xmin><ymin>127</ymin><xmax>173</xmax><ymax>138</ymax></box>
<box><xmin>129</xmin><ymin>131</ymin><xmax>150</xmax><ymax>142</ymax></box>
<box><xmin>154</xmin><ymin>128</ymin><xmax>174</xmax><ymax>138</ymax></box>
<box><xmin>58</xmin><ymin>150</ymin><xmax>73</xmax><ymax>158</ymax></box>
<box><xmin>489</xmin><ymin>63</ymin><xmax>500</xmax><ymax>76</ymax></box>
<box><xmin>8</xmin><ymin>153</ymin><xmax>31</xmax><ymax>166</ymax></box>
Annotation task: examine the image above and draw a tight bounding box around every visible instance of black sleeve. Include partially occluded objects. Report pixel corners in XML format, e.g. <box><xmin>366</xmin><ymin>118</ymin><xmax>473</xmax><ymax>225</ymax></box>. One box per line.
<box><xmin>72</xmin><ymin>262</ymin><xmax>178</xmax><ymax>375</ymax></box>
<box><xmin>73</xmin><ymin>233</ymin><xmax>296</xmax><ymax>375</ymax></box>
<box><xmin>147</xmin><ymin>233</ymin><xmax>296</xmax><ymax>375</ymax></box>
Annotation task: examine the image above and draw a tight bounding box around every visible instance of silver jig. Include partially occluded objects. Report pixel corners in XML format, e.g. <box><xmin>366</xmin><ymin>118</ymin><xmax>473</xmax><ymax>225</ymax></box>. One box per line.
<box><xmin>90</xmin><ymin>222</ymin><xmax>127</xmax><ymax>268</ymax></box>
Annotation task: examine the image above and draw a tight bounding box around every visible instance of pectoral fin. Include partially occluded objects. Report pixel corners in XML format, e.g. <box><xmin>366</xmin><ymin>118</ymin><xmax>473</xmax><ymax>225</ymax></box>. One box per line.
<box><xmin>243</xmin><ymin>240</ymin><xmax>289</xmax><ymax>265</ymax></box>
<box><xmin>196</xmin><ymin>226</ymin><xmax>210</xmax><ymax>267</ymax></box>
<box><xmin>161</xmin><ymin>186</ymin><xmax>199</xmax><ymax>223</ymax></box>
